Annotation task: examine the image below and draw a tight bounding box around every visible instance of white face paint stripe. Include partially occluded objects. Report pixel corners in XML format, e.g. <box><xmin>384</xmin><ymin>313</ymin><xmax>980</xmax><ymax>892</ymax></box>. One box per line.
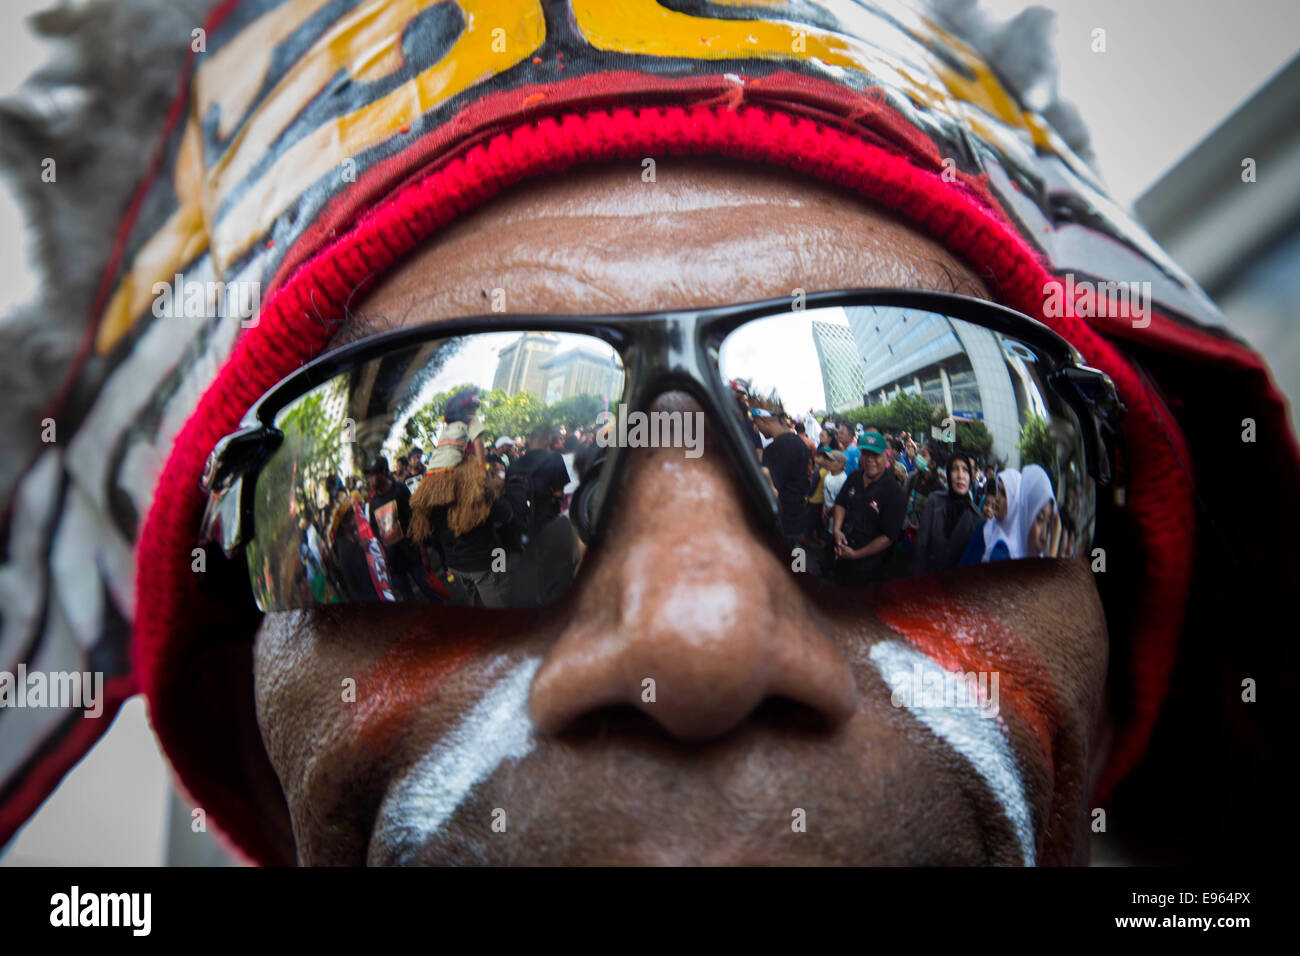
<box><xmin>869</xmin><ymin>640</ymin><xmax>1036</xmax><ymax>866</ymax></box>
<box><xmin>375</xmin><ymin>655</ymin><xmax>541</xmax><ymax>862</ymax></box>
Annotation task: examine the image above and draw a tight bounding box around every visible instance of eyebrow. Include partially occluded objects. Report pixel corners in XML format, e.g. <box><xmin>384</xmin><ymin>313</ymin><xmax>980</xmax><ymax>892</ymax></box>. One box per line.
<box><xmin>928</xmin><ymin>259</ymin><xmax>993</xmax><ymax>299</ymax></box>
<box><xmin>324</xmin><ymin>298</ymin><xmax>436</xmax><ymax>349</ymax></box>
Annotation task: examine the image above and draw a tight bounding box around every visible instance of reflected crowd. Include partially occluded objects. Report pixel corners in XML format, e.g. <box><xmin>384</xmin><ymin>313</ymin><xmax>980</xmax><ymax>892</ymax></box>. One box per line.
<box><xmin>731</xmin><ymin>378</ymin><xmax>1077</xmax><ymax>588</ymax></box>
<box><xmin>269</xmin><ymin>386</ymin><xmax>596</xmax><ymax>609</ymax></box>
<box><xmin>267</xmin><ymin>367</ymin><xmax>1083</xmax><ymax>610</ymax></box>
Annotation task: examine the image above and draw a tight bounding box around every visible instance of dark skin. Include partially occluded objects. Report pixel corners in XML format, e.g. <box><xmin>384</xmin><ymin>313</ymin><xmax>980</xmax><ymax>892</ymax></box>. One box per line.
<box><xmin>252</xmin><ymin>161</ymin><xmax>1109</xmax><ymax>864</ymax></box>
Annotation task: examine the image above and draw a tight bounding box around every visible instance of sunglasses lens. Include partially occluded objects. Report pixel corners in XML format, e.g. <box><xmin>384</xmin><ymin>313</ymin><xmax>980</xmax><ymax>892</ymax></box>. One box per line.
<box><xmin>247</xmin><ymin>330</ymin><xmax>623</xmax><ymax>610</ymax></box>
<box><xmin>717</xmin><ymin>304</ymin><xmax>1097</xmax><ymax>587</ymax></box>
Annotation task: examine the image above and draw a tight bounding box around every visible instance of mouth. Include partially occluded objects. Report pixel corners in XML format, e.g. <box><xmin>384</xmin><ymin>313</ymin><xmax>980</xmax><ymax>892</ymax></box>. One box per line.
<box><xmin>359</xmin><ymin>679</ymin><xmax>1027</xmax><ymax>866</ymax></box>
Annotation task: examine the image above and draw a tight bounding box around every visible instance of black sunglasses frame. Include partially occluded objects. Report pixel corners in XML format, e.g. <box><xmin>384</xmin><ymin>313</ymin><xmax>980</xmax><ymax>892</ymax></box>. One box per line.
<box><xmin>200</xmin><ymin>289</ymin><xmax>1125</xmax><ymax>569</ymax></box>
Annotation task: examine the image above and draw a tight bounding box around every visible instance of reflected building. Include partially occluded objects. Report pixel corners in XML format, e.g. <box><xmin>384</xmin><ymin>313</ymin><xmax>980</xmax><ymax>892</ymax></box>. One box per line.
<box><xmin>493</xmin><ymin>332</ymin><xmax>559</xmax><ymax>398</ymax></box>
<box><xmin>539</xmin><ymin>347</ymin><xmax>623</xmax><ymax>405</ymax></box>
<box><xmin>843</xmin><ymin>306</ymin><xmax>1034</xmax><ymax>467</ymax></box>
<box><xmin>810</xmin><ymin>318</ymin><xmax>868</xmax><ymax>412</ymax></box>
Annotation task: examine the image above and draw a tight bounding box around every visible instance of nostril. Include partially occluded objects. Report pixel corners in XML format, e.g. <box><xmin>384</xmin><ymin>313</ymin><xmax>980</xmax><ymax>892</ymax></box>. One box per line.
<box><xmin>747</xmin><ymin>695</ymin><xmax>840</xmax><ymax>736</ymax></box>
<box><xmin>557</xmin><ymin>703</ymin><xmax>671</xmax><ymax>742</ymax></box>
<box><xmin>548</xmin><ymin>696</ymin><xmax>837</xmax><ymax>744</ymax></box>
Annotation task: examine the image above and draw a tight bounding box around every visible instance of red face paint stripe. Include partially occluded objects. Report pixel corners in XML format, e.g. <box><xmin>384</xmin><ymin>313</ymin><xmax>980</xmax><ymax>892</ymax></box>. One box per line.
<box><xmin>348</xmin><ymin>621</ymin><xmax>494</xmax><ymax>756</ymax></box>
<box><xmin>874</xmin><ymin>577</ymin><xmax>1060</xmax><ymax>776</ymax></box>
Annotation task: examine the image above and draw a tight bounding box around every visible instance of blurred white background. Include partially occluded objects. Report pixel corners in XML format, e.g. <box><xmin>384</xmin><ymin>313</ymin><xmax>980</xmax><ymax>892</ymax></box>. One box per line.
<box><xmin>0</xmin><ymin>0</ymin><xmax>1296</xmax><ymax>865</ymax></box>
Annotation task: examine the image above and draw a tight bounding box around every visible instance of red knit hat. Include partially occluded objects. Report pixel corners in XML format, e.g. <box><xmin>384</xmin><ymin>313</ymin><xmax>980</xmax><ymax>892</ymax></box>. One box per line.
<box><xmin>3</xmin><ymin>0</ymin><xmax>1295</xmax><ymax>865</ymax></box>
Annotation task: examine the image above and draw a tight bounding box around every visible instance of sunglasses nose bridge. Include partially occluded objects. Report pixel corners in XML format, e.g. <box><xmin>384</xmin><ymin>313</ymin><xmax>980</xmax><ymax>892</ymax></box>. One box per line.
<box><xmin>621</xmin><ymin>326</ymin><xmax>749</xmax><ymax>458</ymax></box>
<box><xmin>616</xmin><ymin>319</ymin><xmax>708</xmax><ymax>426</ymax></box>
<box><xmin>609</xmin><ymin>359</ymin><xmax>784</xmax><ymax>550</ymax></box>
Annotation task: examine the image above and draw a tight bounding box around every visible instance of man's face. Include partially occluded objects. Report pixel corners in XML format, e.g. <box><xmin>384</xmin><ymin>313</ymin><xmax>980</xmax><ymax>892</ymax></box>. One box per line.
<box><xmin>252</xmin><ymin>161</ymin><xmax>1108</xmax><ymax>865</ymax></box>
<box><xmin>837</xmin><ymin>425</ymin><xmax>853</xmax><ymax>447</ymax></box>
<box><xmin>860</xmin><ymin>449</ymin><xmax>887</xmax><ymax>482</ymax></box>
<box><xmin>366</xmin><ymin>471</ymin><xmax>388</xmax><ymax>496</ymax></box>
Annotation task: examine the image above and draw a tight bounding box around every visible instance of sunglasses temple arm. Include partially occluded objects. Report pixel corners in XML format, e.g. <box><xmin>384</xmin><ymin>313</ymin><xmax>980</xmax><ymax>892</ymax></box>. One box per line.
<box><xmin>199</xmin><ymin>425</ymin><xmax>283</xmax><ymax>554</ymax></box>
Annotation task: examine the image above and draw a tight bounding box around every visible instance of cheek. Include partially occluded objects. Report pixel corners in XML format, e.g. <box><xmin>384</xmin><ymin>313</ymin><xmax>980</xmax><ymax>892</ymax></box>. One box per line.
<box><xmin>347</xmin><ymin>624</ymin><xmax>493</xmax><ymax>755</ymax></box>
<box><xmin>252</xmin><ymin>608</ymin><xmax>519</xmax><ymax>811</ymax></box>
<box><xmin>868</xmin><ymin>563</ymin><xmax>1108</xmax><ymax>779</ymax></box>
<box><xmin>872</xmin><ymin>583</ymin><xmax>1060</xmax><ymax>766</ymax></box>
<box><xmin>833</xmin><ymin>570</ymin><xmax>1107</xmax><ymax>865</ymax></box>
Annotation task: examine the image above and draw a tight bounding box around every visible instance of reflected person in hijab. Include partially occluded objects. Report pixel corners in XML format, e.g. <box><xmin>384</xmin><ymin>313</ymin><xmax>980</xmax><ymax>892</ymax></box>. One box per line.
<box><xmin>914</xmin><ymin>452</ymin><xmax>981</xmax><ymax>574</ymax></box>
<box><xmin>1017</xmin><ymin>465</ymin><xmax>1060</xmax><ymax>559</ymax></box>
<box><xmin>959</xmin><ymin>468</ymin><xmax>1023</xmax><ymax>565</ymax></box>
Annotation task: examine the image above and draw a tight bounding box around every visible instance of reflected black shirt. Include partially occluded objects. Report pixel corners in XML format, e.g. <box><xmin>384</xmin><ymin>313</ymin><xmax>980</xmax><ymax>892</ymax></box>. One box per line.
<box><xmin>368</xmin><ymin>479</ymin><xmax>418</xmax><ymax>570</ymax></box>
<box><xmin>432</xmin><ymin>499</ymin><xmax>516</xmax><ymax>573</ymax></box>
<box><xmin>506</xmin><ymin>449</ymin><xmax>570</xmax><ymax>525</ymax></box>
<box><xmin>368</xmin><ymin>479</ymin><xmax>412</xmax><ymax>544</ymax></box>
<box><xmin>762</xmin><ymin>431</ymin><xmax>812</xmax><ymax>536</ymax></box>
<box><xmin>834</xmin><ymin>467</ymin><xmax>906</xmax><ymax>572</ymax></box>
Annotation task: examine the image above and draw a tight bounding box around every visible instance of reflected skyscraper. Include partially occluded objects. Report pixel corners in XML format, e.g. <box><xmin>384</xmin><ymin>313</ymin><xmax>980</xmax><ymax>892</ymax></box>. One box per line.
<box><xmin>539</xmin><ymin>347</ymin><xmax>623</xmax><ymax>404</ymax></box>
<box><xmin>810</xmin><ymin>317</ymin><xmax>868</xmax><ymax>412</ymax></box>
<box><xmin>843</xmin><ymin>306</ymin><xmax>1027</xmax><ymax>466</ymax></box>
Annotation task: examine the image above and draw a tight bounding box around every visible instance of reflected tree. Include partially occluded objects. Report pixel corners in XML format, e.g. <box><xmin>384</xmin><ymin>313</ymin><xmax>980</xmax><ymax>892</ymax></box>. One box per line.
<box><xmin>1018</xmin><ymin>413</ymin><xmax>1059</xmax><ymax>482</ymax></box>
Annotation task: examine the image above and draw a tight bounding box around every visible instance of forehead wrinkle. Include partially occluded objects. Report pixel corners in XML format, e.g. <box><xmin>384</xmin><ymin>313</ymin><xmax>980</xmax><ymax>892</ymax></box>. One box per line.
<box><xmin>329</xmin><ymin>168</ymin><xmax>995</xmax><ymax>346</ymax></box>
<box><xmin>330</xmin><ymin>254</ymin><xmax>991</xmax><ymax>349</ymax></box>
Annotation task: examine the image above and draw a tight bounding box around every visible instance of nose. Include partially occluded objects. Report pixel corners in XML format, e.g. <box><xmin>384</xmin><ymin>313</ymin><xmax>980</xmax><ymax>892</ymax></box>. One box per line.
<box><xmin>528</xmin><ymin>392</ymin><xmax>857</xmax><ymax>741</ymax></box>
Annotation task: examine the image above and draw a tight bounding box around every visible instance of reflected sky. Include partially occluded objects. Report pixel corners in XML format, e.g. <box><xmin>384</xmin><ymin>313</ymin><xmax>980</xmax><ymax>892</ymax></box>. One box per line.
<box><xmin>719</xmin><ymin>307</ymin><xmax>843</xmax><ymax>413</ymax></box>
